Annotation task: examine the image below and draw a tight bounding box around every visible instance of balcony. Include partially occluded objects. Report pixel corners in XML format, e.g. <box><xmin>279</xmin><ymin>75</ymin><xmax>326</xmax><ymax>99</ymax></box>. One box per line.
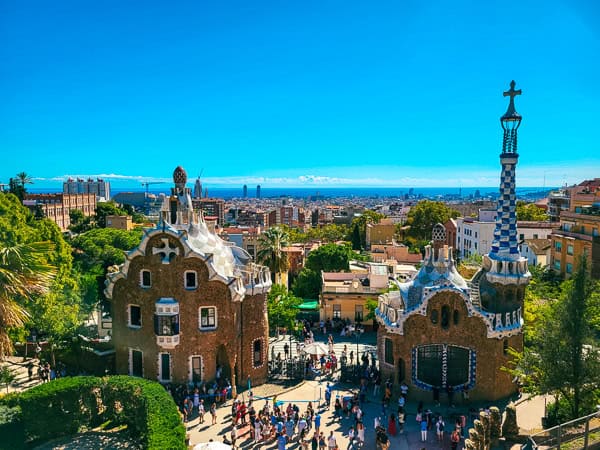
<box><xmin>157</xmin><ymin>335</ymin><xmax>180</xmax><ymax>348</ymax></box>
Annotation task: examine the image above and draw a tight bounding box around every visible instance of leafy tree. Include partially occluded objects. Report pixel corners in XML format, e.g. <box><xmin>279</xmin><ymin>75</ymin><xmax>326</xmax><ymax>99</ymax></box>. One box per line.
<box><xmin>516</xmin><ymin>201</ymin><xmax>549</xmax><ymax>221</ymax></box>
<box><xmin>350</xmin><ymin>210</ymin><xmax>385</xmax><ymax>249</ymax></box>
<box><xmin>283</xmin><ymin>224</ymin><xmax>349</xmax><ymax>244</ymax></box>
<box><xmin>257</xmin><ymin>227</ymin><xmax>290</xmax><ymax>285</ymax></box>
<box><xmin>95</xmin><ymin>201</ymin><xmax>129</xmax><ymax>228</ymax></box>
<box><xmin>509</xmin><ymin>256</ymin><xmax>600</xmax><ymax>420</ymax></box>
<box><xmin>351</xmin><ymin>224</ymin><xmax>362</xmax><ymax>250</ymax></box>
<box><xmin>267</xmin><ymin>284</ymin><xmax>302</xmax><ymax>332</ymax></box>
<box><xmin>0</xmin><ymin>242</ymin><xmax>57</xmax><ymax>359</ymax></box>
<box><xmin>292</xmin><ymin>243</ymin><xmax>358</xmax><ymax>299</ymax></box>
<box><xmin>291</xmin><ymin>268</ymin><xmax>321</xmax><ymax>299</ymax></box>
<box><xmin>364</xmin><ymin>298</ymin><xmax>379</xmax><ymax>321</ymax></box>
<box><xmin>405</xmin><ymin>200</ymin><xmax>459</xmax><ymax>242</ymax></box>
<box><xmin>0</xmin><ymin>365</ymin><xmax>17</xmax><ymax>392</ymax></box>
<box><xmin>69</xmin><ymin>209</ymin><xmax>93</xmax><ymax>233</ymax></box>
<box><xmin>71</xmin><ymin>228</ymin><xmax>143</xmax><ymax>272</ymax></box>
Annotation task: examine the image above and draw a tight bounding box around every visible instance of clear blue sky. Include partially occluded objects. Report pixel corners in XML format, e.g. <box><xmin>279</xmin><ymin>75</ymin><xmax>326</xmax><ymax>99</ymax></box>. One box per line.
<box><xmin>1</xmin><ymin>0</ymin><xmax>598</xmax><ymax>188</ymax></box>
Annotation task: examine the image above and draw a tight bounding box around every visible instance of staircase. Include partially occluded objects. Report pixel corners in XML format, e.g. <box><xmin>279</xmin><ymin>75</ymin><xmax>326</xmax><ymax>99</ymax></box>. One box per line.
<box><xmin>468</xmin><ymin>270</ymin><xmax>483</xmax><ymax>310</ymax></box>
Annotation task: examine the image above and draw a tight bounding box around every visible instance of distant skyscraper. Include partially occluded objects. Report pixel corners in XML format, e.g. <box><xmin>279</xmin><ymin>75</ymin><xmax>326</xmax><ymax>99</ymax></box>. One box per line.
<box><xmin>193</xmin><ymin>177</ymin><xmax>203</xmax><ymax>199</ymax></box>
<box><xmin>63</xmin><ymin>177</ymin><xmax>110</xmax><ymax>200</ymax></box>
<box><xmin>243</xmin><ymin>184</ymin><xmax>248</xmax><ymax>198</ymax></box>
<box><xmin>256</xmin><ymin>185</ymin><xmax>261</xmax><ymax>199</ymax></box>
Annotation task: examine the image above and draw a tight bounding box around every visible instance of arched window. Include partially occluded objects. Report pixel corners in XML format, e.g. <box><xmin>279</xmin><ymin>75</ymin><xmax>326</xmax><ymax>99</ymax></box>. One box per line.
<box><xmin>441</xmin><ymin>305</ymin><xmax>450</xmax><ymax>329</ymax></box>
<box><xmin>431</xmin><ymin>309</ymin><xmax>438</xmax><ymax>325</ymax></box>
<box><xmin>453</xmin><ymin>309</ymin><xmax>460</xmax><ymax>326</ymax></box>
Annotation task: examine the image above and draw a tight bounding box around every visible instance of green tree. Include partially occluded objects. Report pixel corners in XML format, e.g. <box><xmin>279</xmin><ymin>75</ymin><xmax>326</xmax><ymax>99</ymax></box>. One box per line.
<box><xmin>351</xmin><ymin>224</ymin><xmax>362</xmax><ymax>250</ymax></box>
<box><xmin>0</xmin><ymin>242</ymin><xmax>57</xmax><ymax>359</ymax></box>
<box><xmin>405</xmin><ymin>200</ymin><xmax>459</xmax><ymax>242</ymax></box>
<box><xmin>257</xmin><ymin>227</ymin><xmax>290</xmax><ymax>285</ymax></box>
<box><xmin>509</xmin><ymin>256</ymin><xmax>600</xmax><ymax>420</ymax></box>
<box><xmin>267</xmin><ymin>284</ymin><xmax>302</xmax><ymax>333</ymax></box>
<box><xmin>350</xmin><ymin>210</ymin><xmax>385</xmax><ymax>249</ymax></box>
<box><xmin>69</xmin><ymin>209</ymin><xmax>93</xmax><ymax>233</ymax></box>
<box><xmin>71</xmin><ymin>228</ymin><xmax>143</xmax><ymax>271</ymax></box>
<box><xmin>516</xmin><ymin>201</ymin><xmax>549</xmax><ymax>221</ymax></box>
<box><xmin>95</xmin><ymin>201</ymin><xmax>129</xmax><ymax>228</ymax></box>
<box><xmin>291</xmin><ymin>243</ymin><xmax>358</xmax><ymax>299</ymax></box>
<box><xmin>0</xmin><ymin>365</ymin><xmax>17</xmax><ymax>392</ymax></box>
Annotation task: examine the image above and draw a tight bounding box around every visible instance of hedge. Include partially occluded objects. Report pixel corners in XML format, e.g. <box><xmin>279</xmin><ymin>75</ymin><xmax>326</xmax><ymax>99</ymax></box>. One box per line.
<box><xmin>0</xmin><ymin>376</ymin><xmax>185</xmax><ymax>449</ymax></box>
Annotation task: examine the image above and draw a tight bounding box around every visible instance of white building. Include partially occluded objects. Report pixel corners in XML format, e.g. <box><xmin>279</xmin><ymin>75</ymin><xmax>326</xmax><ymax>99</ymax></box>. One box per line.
<box><xmin>456</xmin><ymin>211</ymin><xmax>556</xmax><ymax>259</ymax></box>
<box><xmin>519</xmin><ymin>239</ymin><xmax>552</xmax><ymax>267</ymax></box>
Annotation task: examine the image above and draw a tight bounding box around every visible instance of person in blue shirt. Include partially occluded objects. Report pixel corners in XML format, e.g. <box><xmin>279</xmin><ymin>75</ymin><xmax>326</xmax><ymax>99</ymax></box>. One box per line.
<box><xmin>315</xmin><ymin>413</ymin><xmax>321</xmax><ymax>435</ymax></box>
<box><xmin>277</xmin><ymin>432</ymin><xmax>287</xmax><ymax>450</ymax></box>
<box><xmin>325</xmin><ymin>383</ymin><xmax>332</xmax><ymax>409</ymax></box>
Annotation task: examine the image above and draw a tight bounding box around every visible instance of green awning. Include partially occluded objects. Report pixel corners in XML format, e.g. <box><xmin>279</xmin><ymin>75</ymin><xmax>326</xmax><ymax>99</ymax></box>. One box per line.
<box><xmin>297</xmin><ymin>300</ymin><xmax>319</xmax><ymax>310</ymax></box>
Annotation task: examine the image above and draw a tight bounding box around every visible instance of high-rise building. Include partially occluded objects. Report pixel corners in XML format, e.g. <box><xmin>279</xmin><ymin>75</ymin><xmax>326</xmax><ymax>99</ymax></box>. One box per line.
<box><xmin>193</xmin><ymin>177</ymin><xmax>203</xmax><ymax>199</ymax></box>
<box><xmin>243</xmin><ymin>184</ymin><xmax>248</xmax><ymax>198</ymax></box>
<box><xmin>256</xmin><ymin>185</ymin><xmax>261</xmax><ymax>199</ymax></box>
<box><xmin>63</xmin><ymin>177</ymin><xmax>110</xmax><ymax>200</ymax></box>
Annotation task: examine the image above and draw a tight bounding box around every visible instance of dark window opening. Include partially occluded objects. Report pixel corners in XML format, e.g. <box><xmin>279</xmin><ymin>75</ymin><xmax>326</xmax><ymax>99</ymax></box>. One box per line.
<box><xmin>185</xmin><ymin>271</ymin><xmax>197</xmax><ymax>288</ymax></box>
<box><xmin>431</xmin><ymin>309</ymin><xmax>438</xmax><ymax>325</ymax></box>
<box><xmin>141</xmin><ymin>270</ymin><xmax>151</xmax><ymax>287</ymax></box>
<box><xmin>131</xmin><ymin>350</ymin><xmax>143</xmax><ymax>377</ymax></box>
<box><xmin>160</xmin><ymin>353</ymin><xmax>171</xmax><ymax>381</ymax></box>
<box><xmin>129</xmin><ymin>305</ymin><xmax>141</xmax><ymax>327</ymax></box>
<box><xmin>453</xmin><ymin>309</ymin><xmax>459</xmax><ymax>326</ymax></box>
<box><xmin>384</xmin><ymin>338</ymin><xmax>394</xmax><ymax>365</ymax></box>
<box><xmin>253</xmin><ymin>340</ymin><xmax>263</xmax><ymax>366</ymax></box>
<box><xmin>191</xmin><ymin>357</ymin><xmax>202</xmax><ymax>382</ymax></box>
<box><xmin>441</xmin><ymin>305</ymin><xmax>450</xmax><ymax>329</ymax></box>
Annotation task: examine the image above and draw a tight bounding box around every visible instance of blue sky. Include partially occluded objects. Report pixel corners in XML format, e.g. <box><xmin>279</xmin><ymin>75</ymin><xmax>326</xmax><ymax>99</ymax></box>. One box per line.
<box><xmin>1</xmin><ymin>0</ymin><xmax>599</xmax><ymax>188</ymax></box>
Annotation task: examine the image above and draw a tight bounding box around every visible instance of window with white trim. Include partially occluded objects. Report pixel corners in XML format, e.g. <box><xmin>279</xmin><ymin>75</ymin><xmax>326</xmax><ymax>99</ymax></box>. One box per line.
<box><xmin>190</xmin><ymin>356</ymin><xmax>203</xmax><ymax>382</ymax></box>
<box><xmin>154</xmin><ymin>298</ymin><xmax>179</xmax><ymax>336</ymax></box>
<box><xmin>199</xmin><ymin>307</ymin><xmax>217</xmax><ymax>330</ymax></box>
<box><xmin>128</xmin><ymin>304</ymin><xmax>142</xmax><ymax>328</ymax></box>
<box><xmin>333</xmin><ymin>304</ymin><xmax>341</xmax><ymax>319</ymax></box>
<box><xmin>129</xmin><ymin>348</ymin><xmax>143</xmax><ymax>377</ymax></box>
<box><xmin>140</xmin><ymin>270</ymin><xmax>151</xmax><ymax>288</ymax></box>
<box><xmin>184</xmin><ymin>271</ymin><xmax>198</xmax><ymax>289</ymax></box>
<box><xmin>158</xmin><ymin>352</ymin><xmax>171</xmax><ymax>382</ymax></box>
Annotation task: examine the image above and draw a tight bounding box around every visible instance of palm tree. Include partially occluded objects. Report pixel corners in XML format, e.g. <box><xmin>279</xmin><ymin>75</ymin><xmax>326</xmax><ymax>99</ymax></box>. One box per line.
<box><xmin>257</xmin><ymin>227</ymin><xmax>290</xmax><ymax>286</ymax></box>
<box><xmin>0</xmin><ymin>242</ymin><xmax>56</xmax><ymax>360</ymax></box>
<box><xmin>16</xmin><ymin>172</ymin><xmax>33</xmax><ymax>188</ymax></box>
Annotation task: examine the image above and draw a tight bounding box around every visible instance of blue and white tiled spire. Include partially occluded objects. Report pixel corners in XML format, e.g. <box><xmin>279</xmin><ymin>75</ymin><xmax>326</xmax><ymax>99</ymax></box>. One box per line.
<box><xmin>483</xmin><ymin>81</ymin><xmax>531</xmax><ymax>286</ymax></box>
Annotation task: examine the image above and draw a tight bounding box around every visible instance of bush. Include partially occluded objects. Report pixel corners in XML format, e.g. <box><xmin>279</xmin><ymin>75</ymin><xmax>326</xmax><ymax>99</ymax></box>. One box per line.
<box><xmin>0</xmin><ymin>404</ymin><xmax>24</xmax><ymax>450</ymax></box>
<box><xmin>0</xmin><ymin>376</ymin><xmax>185</xmax><ymax>449</ymax></box>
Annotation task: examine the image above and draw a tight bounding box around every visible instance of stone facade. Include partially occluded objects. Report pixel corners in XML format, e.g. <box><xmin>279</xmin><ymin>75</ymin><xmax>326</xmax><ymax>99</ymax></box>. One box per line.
<box><xmin>106</xmin><ymin>166</ymin><xmax>271</xmax><ymax>389</ymax></box>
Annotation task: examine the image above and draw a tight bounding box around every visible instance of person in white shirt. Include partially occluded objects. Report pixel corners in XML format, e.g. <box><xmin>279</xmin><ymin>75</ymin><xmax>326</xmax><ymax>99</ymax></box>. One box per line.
<box><xmin>327</xmin><ymin>431</ymin><xmax>337</xmax><ymax>450</ymax></box>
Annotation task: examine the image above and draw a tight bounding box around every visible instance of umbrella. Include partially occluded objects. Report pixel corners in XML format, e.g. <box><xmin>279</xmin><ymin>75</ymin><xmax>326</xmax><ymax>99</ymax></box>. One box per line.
<box><xmin>302</xmin><ymin>342</ymin><xmax>329</xmax><ymax>355</ymax></box>
<box><xmin>193</xmin><ymin>442</ymin><xmax>232</xmax><ymax>450</ymax></box>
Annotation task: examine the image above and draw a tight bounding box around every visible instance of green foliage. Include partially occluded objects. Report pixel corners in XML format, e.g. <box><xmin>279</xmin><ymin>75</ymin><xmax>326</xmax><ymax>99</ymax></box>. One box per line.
<box><xmin>405</xmin><ymin>200</ymin><xmax>459</xmax><ymax>242</ymax></box>
<box><xmin>257</xmin><ymin>226</ymin><xmax>290</xmax><ymax>284</ymax></box>
<box><xmin>350</xmin><ymin>210</ymin><xmax>385</xmax><ymax>249</ymax></box>
<box><xmin>0</xmin><ymin>404</ymin><xmax>23</xmax><ymax>450</ymax></box>
<box><xmin>69</xmin><ymin>208</ymin><xmax>93</xmax><ymax>233</ymax></box>
<box><xmin>0</xmin><ymin>375</ymin><xmax>185</xmax><ymax>449</ymax></box>
<box><xmin>268</xmin><ymin>284</ymin><xmax>303</xmax><ymax>331</ymax></box>
<box><xmin>292</xmin><ymin>243</ymin><xmax>357</xmax><ymax>299</ymax></box>
<box><xmin>71</xmin><ymin>228</ymin><xmax>143</xmax><ymax>272</ymax></box>
<box><xmin>0</xmin><ymin>366</ymin><xmax>17</xmax><ymax>393</ymax></box>
<box><xmin>281</xmin><ymin>224</ymin><xmax>349</xmax><ymax>244</ymax></box>
<box><xmin>291</xmin><ymin>268</ymin><xmax>321</xmax><ymax>299</ymax></box>
<box><xmin>516</xmin><ymin>201</ymin><xmax>549</xmax><ymax>221</ymax></box>
<box><xmin>510</xmin><ymin>256</ymin><xmax>600</xmax><ymax>420</ymax></box>
<box><xmin>364</xmin><ymin>298</ymin><xmax>378</xmax><ymax>321</ymax></box>
<box><xmin>351</xmin><ymin>224</ymin><xmax>362</xmax><ymax>250</ymax></box>
<box><xmin>95</xmin><ymin>201</ymin><xmax>129</xmax><ymax>228</ymax></box>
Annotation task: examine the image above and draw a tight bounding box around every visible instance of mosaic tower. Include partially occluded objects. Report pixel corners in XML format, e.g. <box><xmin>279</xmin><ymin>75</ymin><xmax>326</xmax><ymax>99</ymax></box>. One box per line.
<box><xmin>483</xmin><ymin>81</ymin><xmax>531</xmax><ymax>288</ymax></box>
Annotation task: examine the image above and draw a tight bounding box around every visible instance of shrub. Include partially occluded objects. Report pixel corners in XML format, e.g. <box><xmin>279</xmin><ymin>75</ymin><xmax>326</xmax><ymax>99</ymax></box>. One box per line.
<box><xmin>0</xmin><ymin>404</ymin><xmax>24</xmax><ymax>450</ymax></box>
<box><xmin>0</xmin><ymin>376</ymin><xmax>185</xmax><ymax>449</ymax></box>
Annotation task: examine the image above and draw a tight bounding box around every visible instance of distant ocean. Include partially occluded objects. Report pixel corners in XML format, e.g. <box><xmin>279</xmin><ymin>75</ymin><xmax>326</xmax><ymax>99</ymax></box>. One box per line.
<box><xmin>27</xmin><ymin>186</ymin><xmax>553</xmax><ymax>200</ymax></box>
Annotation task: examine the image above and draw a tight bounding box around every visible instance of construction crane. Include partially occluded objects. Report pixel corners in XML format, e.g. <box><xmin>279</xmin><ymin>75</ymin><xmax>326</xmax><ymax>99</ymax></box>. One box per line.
<box><xmin>141</xmin><ymin>181</ymin><xmax>165</xmax><ymax>198</ymax></box>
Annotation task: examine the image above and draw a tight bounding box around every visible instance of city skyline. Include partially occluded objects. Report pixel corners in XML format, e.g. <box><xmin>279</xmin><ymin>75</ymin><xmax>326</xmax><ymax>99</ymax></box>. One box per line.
<box><xmin>2</xmin><ymin>0</ymin><xmax>599</xmax><ymax>188</ymax></box>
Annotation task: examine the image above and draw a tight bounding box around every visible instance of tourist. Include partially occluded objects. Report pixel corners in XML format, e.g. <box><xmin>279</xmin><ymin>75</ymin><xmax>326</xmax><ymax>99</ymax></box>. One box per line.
<box><xmin>447</xmin><ymin>384</ymin><xmax>455</xmax><ymax>407</ymax></box>
<box><xmin>230</xmin><ymin>425</ymin><xmax>238</xmax><ymax>449</ymax></box>
<box><xmin>436</xmin><ymin>415</ymin><xmax>446</xmax><ymax>441</ymax></box>
<box><xmin>356</xmin><ymin>421</ymin><xmax>365</xmax><ymax>445</ymax></box>
<box><xmin>277</xmin><ymin>432</ymin><xmax>287</xmax><ymax>450</ymax></box>
<box><xmin>387</xmin><ymin>413</ymin><xmax>397</xmax><ymax>436</ymax></box>
<box><xmin>314</xmin><ymin>412</ymin><xmax>321</xmax><ymax>435</ymax></box>
<box><xmin>198</xmin><ymin>399</ymin><xmax>205</xmax><ymax>423</ymax></box>
<box><xmin>311</xmin><ymin>432</ymin><xmax>319</xmax><ymax>450</ymax></box>
<box><xmin>420</xmin><ymin>417</ymin><xmax>428</xmax><ymax>442</ymax></box>
<box><xmin>451</xmin><ymin>429</ymin><xmax>461</xmax><ymax>450</ymax></box>
<box><xmin>210</xmin><ymin>402</ymin><xmax>217</xmax><ymax>425</ymax></box>
<box><xmin>327</xmin><ymin>431</ymin><xmax>337</xmax><ymax>450</ymax></box>
<box><xmin>346</xmin><ymin>426</ymin><xmax>355</xmax><ymax>450</ymax></box>
<box><xmin>398</xmin><ymin>408</ymin><xmax>405</xmax><ymax>434</ymax></box>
